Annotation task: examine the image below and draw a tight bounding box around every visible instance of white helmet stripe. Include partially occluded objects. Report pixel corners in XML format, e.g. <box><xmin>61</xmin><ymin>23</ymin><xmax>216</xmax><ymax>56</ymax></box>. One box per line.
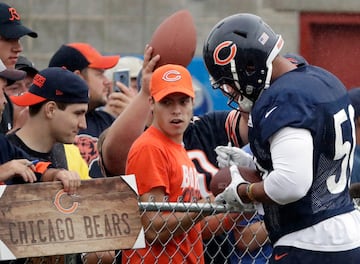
<box><xmin>230</xmin><ymin>59</ymin><xmax>241</xmax><ymax>90</ymax></box>
<box><xmin>264</xmin><ymin>35</ymin><xmax>284</xmax><ymax>90</ymax></box>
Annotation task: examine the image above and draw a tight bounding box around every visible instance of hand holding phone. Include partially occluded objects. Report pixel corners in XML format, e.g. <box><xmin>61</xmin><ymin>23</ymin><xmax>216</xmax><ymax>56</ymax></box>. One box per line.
<box><xmin>113</xmin><ymin>69</ymin><xmax>130</xmax><ymax>92</ymax></box>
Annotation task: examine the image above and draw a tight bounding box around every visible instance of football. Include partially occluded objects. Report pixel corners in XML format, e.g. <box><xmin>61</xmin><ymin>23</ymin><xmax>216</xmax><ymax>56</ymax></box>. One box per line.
<box><xmin>149</xmin><ymin>9</ymin><xmax>197</xmax><ymax>69</ymax></box>
<box><xmin>210</xmin><ymin>166</ymin><xmax>262</xmax><ymax>196</ymax></box>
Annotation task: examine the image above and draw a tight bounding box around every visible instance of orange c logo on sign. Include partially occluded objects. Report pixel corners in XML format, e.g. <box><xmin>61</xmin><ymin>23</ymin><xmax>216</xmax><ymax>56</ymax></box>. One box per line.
<box><xmin>54</xmin><ymin>190</ymin><xmax>79</xmax><ymax>214</ymax></box>
<box><xmin>213</xmin><ymin>41</ymin><xmax>237</xmax><ymax>66</ymax></box>
<box><xmin>8</xmin><ymin>8</ymin><xmax>20</xmax><ymax>21</ymax></box>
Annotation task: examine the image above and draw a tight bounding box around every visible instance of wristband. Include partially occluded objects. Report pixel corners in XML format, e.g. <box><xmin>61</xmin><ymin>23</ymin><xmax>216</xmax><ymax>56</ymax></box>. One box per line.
<box><xmin>246</xmin><ymin>183</ymin><xmax>256</xmax><ymax>202</ymax></box>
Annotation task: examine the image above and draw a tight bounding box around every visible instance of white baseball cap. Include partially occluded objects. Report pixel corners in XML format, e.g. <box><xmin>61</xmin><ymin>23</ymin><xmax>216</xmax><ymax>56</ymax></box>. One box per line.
<box><xmin>105</xmin><ymin>56</ymin><xmax>143</xmax><ymax>80</ymax></box>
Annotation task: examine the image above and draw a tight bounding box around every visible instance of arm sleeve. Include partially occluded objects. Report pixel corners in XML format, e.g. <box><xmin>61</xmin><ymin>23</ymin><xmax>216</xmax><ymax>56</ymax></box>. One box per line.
<box><xmin>127</xmin><ymin>144</ymin><xmax>170</xmax><ymax>195</ymax></box>
<box><xmin>34</xmin><ymin>161</ymin><xmax>52</xmax><ymax>174</ymax></box>
<box><xmin>263</xmin><ymin>127</ymin><xmax>313</xmax><ymax>205</ymax></box>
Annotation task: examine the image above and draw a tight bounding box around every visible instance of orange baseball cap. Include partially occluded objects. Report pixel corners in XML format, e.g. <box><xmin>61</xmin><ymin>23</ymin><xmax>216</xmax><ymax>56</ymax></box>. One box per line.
<box><xmin>48</xmin><ymin>42</ymin><xmax>119</xmax><ymax>72</ymax></box>
<box><xmin>150</xmin><ymin>64</ymin><xmax>194</xmax><ymax>102</ymax></box>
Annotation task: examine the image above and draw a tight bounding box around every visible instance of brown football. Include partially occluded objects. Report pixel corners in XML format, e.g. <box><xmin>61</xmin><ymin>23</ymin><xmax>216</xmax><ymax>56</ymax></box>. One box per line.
<box><xmin>210</xmin><ymin>166</ymin><xmax>262</xmax><ymax>196</ymax></box>
<box><xmin>148</xmin><ymin>9</ymin><xmax>196</xmax><ymax>69</ymax></box>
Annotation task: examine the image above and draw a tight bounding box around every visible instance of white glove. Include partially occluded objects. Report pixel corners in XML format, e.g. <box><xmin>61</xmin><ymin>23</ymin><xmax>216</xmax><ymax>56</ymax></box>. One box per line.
<box><xmin>215</xmin><ymin>145</ymin><xmax>256</xmax><ymax>169</ymax></box>
<box><xmin>214</xmin><ymin>165</ymin><xmax>255</xmax><ymax>211</ymax></box>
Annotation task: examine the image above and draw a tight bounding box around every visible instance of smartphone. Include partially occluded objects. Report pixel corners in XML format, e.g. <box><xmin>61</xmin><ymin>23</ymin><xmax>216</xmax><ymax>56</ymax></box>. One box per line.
<box><xmin>113</xmin><ymin>68</ymin><xmax>130</xmax><ymax>92</ymax></box>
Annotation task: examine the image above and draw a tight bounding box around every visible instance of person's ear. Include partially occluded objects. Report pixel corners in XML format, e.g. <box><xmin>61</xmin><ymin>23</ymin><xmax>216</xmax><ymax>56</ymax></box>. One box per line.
<box><xmin>44</xmin><ymin>101</ymin><xmax>57</xmax><ymax>118</ymax></box>
<box><xmin>73</xmin><ymin>69</ymin><xmax>85</xmax><ymax>80</ymax></box>
<box><xmin>149</xmin><ymin>97</ymin><xmax>156</xmax><ymax>111</ymax></box>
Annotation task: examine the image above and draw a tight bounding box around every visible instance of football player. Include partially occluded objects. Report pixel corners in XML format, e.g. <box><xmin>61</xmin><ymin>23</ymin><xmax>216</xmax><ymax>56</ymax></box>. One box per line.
<box><xmin>203</xmin><ymin>13</ymin><xmax>360</xmax><ymax>263</ymax></box>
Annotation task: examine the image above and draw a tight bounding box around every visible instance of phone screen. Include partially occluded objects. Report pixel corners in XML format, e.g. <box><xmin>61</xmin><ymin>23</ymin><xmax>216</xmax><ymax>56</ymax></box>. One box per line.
<box><xmin>113</xmin><ymin>69</ymin><xmax>130</xmax><ymax>92</ymax></box>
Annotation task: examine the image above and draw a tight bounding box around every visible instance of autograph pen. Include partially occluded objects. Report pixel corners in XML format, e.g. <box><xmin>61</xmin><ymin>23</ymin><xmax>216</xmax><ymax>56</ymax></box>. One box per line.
<box><xmin>27</xmin><ymin>159</ymin><xmax>39</xmax><ymax>167</ymax></box>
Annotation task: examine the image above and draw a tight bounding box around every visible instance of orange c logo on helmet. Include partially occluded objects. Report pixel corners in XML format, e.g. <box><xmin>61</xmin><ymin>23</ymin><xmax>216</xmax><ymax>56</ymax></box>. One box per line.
<box><xmin>213</xmin><ymin>41</ymin><xmax>237</xmax><ymax>66</ymax></box>
<box><xmin>54</xmin><ymin>189</ymin><xmax>79</xmax><ymax>214</ymax></box>
<box><xmin>162</xmin><ymin>70</ymin><xmax>182</xmax><ymax>82</ymax></box>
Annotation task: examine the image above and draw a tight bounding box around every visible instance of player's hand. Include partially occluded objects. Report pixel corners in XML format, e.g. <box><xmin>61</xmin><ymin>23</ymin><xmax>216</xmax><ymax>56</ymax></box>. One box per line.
<box><xmin>104</xmin><ymin>83</ymin><xmax>136</xmax><ymax>117</ymax></box>
<box><xmin>215</xmin><ymin>145</ymin><xmax>255</xmax><ymax>169</ymax></box>
<box><xmin>215</xmin><ymin>165</ymin><xmax>255</xmax><ymax>211</ymax></box>
<box><xmin>54</xmin><ymin>170</ymin><xmax>81</xmax><ymax>195</ymax></box>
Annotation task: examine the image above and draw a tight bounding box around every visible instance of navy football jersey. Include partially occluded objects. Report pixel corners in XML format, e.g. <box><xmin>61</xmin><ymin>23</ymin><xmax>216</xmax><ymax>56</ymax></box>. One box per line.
<box><xmin>249</xmin><ymin>65</ymin><xmax>355</xmax><ymax>244</ymax></box>
<box><xmin>184</xmin><ymin>110</ymin><xmax>243</xmax><ymax>195</ymax></box>
<box><xmin>183</xmin><ymin>110</ymin><xmax>243</xmax><ymax>264</ymax></box>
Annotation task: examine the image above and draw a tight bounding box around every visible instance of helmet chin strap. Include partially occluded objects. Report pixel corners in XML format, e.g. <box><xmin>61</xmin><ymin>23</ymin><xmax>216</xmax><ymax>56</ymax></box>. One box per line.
<box><xmin>230</xmin><ymin>59</ymin><xmax>254</xmax><ymax>112</ymax></box>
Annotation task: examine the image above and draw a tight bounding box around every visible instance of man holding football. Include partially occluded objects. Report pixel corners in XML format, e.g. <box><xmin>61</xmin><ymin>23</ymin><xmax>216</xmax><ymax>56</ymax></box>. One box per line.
<box><xmin>203</xmin><ymin>13</ymin><xmax>360</xmax><ymax>263</ymax></box>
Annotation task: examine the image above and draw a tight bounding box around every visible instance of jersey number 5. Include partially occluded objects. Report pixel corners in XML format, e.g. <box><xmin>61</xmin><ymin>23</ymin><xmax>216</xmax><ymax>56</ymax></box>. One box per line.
<box><xmin>327</xmin><ymin>105</ymin><xmax>355</xmax><ymax>194</ymax></box>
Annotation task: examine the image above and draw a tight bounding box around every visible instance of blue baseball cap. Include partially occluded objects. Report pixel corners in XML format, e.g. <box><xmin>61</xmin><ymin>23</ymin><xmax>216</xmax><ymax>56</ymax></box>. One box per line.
<box><xmin>48</xmin><ymin>43</ymin><xmax>119</xmax><ymax>72</ymax></box>
<box><xmin>0</xmin><ymin>3</ymin><xmax>37</xmax><ymax>39</ymax></box>
<box><xmin>10</xmin><ymin>67</ymin><xmax>89</xmax><ymax>106</ymax></box>
<box><xmin>15</xmin><ymin>56</ymin><xmax>39</xmax><ymax>77</ymax></box>
<box><xmin>0</xmin><ymin>58</ymin><xmax>25</xmax><ymax>84</ymax></box>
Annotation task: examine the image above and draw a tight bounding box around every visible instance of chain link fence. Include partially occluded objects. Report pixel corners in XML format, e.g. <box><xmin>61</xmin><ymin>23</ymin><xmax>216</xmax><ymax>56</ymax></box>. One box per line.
<box><xmin>6</xmin><ymin>199</ymin><xmax>360</xmax><ymax>264</ymax></box>
<box><xmin>84</xmin><ymin>200</ymin><xmax>271</xmax><ymax>264</ymax></box>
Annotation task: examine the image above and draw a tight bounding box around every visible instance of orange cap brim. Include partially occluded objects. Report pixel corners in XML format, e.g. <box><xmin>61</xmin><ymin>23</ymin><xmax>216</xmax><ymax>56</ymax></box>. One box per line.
<box><xmin>88</xmin><ymin>55</ymin><xmax>119</xmax><ymax>70</ymax></box>
<box><xmin>10</xmin><ymin>92</ymin><xmax>47</xmax><ymax>106</ymax></box>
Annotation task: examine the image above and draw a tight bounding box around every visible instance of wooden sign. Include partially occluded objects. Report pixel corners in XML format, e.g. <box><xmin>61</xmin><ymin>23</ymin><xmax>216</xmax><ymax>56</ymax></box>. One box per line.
<box><xmin>0</xmin><ymin>175</ymin><xmax>144</xmax><ymax>260</ymax></box>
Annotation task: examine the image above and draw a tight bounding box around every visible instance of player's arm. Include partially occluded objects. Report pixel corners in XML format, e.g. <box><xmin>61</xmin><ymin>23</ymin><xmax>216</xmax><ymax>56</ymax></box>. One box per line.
<box><xmin>238</xmin><ymin>127</ymin><xmax>313</xmax><ymax>205</ymax></box>
<box><xmin>102</xmin><ymin>46</ymin><xmax>160</xmax><ymax>175</ymax></box>
<box><xmin>140</xmin><ymin>187</ymin><xmax>205</xmax><ymax>244</ymax></box>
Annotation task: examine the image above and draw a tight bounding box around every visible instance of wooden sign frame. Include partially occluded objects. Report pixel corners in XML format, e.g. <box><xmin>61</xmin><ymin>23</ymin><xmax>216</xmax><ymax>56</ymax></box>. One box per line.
<box><xmin>0</xmin><ymin>175</ymin><xmax>144</xmax><ymax>260</ymax></box>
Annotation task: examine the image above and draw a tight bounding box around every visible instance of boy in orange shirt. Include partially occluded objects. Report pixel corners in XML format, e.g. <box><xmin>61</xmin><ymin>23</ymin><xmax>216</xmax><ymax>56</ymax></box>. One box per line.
<box><xmin>122</xmin><ymin>64</ymin><xmax>206</xmax><ymax>263</ymax></box>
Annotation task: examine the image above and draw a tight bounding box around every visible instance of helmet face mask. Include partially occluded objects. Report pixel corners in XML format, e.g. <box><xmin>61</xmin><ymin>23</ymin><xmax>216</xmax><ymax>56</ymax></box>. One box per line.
<box><xmin>219</xmin><ymin>83</ymin><xmax>240</xmax><ymax>110</ymax></box>
<box><xmin>212</xmin><ymin>79</ymin><xmax>253</xmax><ymax>112</ymax></box>
<box><xmin>203</xmin><ymin>13</ymin><xmax>284</xmax><ymax>111</ymax></box>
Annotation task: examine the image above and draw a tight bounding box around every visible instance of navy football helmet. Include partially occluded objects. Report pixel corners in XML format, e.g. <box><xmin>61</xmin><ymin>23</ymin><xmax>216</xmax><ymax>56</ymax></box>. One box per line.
<box><xmin>203</xmin><ymin>13</ymin><xmax>284</xmax><ymax>111</ymax></box>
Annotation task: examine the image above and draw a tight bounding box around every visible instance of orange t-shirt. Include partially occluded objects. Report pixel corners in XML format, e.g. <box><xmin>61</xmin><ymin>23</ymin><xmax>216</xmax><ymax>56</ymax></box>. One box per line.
<box><xmin>122</xmin><ymin>126</ymin><xmax>204</xmax><ymax>264</ymax></box>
